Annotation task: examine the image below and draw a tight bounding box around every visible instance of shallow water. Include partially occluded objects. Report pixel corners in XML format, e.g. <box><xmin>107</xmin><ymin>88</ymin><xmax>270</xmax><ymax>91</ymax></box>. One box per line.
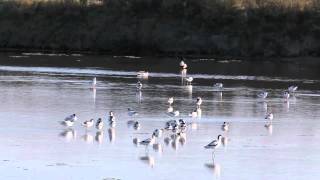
<box><xmin>0</xmin><ymin>53</ymin><xmax>320</xmax><ymax>180</ymax></box>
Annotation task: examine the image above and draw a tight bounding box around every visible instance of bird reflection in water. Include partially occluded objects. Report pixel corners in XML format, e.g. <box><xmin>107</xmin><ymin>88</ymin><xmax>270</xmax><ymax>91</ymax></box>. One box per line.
<box><xmin>221</xmin><ymin>136</ymin><xmax>229</xmax><ymax>148</ymax></box>
<box><xmin>152</xmin><ymin>143</ymin><xmax>163</xmax><ymax>154</ymax></box>
<box><xmin>265</xmin><ymin>122</ymin><xmax>273</xmax><ymax>135</ymax></box>
<box><xmin>180</xmin><ymin>69</ymin><xmax>187</xmax><ymax>85</ymax></box>
<box><xmin>59</xmin><ymin>128</ymin><xmax>77</xmax><ymax>142</ymax></box>
<box><xmin>82</xmin><ymin>132</ymin><xmax>94</xmax><ymax>144</ymax></box>
<box><xmin>95</xmin><ymin>131</ymin><xmax>104</xmax><ymax>144</ymax></box>
<box><xmin>139</xmin><ymin>154</ymin><xmax>155</xmax><ymax>168</ymax></box>
<box><xmin>92</xmin><ymin>88</ymin><xmax>96</xmax><ymax>103</ymax></box>
<box><xmin>191</xmin><ymin>122</ymin><xmax>198</xmax><ymax>130</ymax></box>
<box><xmin>205</xmin><ymin>156</ymin><xmax>221</xmax><ymax>178</ymax></box>
<box><xmin>136</xmin><ymin>91</ymin><xmax>142</xmax><ymax>103</ymax></box>
<box><xmin>108</xmin><ymin>128</ymin><xmax>116</xmax><ymax>143</ymax></box>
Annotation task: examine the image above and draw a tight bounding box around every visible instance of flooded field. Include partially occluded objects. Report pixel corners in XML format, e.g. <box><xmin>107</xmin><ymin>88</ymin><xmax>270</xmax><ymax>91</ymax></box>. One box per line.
<box><xmin>0</xmin><ymin>53</ymin><xmax>320</xmax><ymax>180</ymax></box>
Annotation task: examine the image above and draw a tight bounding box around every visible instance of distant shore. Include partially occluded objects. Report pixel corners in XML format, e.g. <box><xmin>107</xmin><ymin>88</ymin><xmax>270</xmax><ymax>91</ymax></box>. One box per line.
<box><xmin>1</xmin><ymin>1</ymin><xmax>320</xmax><ymax>58</ymax></box>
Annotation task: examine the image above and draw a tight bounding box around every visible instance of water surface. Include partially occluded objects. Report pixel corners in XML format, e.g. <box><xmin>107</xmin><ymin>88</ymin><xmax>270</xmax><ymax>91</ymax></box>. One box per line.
<box><xmin>0</xmin><ymin>53</ymin><xmax>320</xmax><ymax>180</ymax></box>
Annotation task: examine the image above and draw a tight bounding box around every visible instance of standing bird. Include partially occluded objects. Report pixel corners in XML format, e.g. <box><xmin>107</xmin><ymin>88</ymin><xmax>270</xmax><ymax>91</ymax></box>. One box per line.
<box><xmin>95</xmin><ymin>118</ymin><xmax>104</xmax><ymax>130</ymax></box>
<box><xmin>185</xmin><ymin>77</ymin><xmax>193</xmax><ymax>85</ymax></box>
<box><xmin>204</xmin><ymin>135</ymin><xmax>223</xmax><ymax>155</ymax></box>
<box><xmin>283</xmin><ymin>91</ymin><xmax>290</xmax><ymax>100</ymax></box>
<box><xmin>288</xmin><ymin>85</ymin><xmax>298</xmax><ymax>93</ymax></box>
<box><xmin>136</xmin><ymin>81</ymin><xmax>142</xmax><ymax>90</ymax></box>
<box><xmin>153</xmin><ymin>129</ymin><xmax>164</xmax><ymax>138</ymax></box>
<box><xmin>128</xmin><ymin>108</ymin><xmax>138</xmax><ymax>117</ymax></box>
<box><xmin>257</xmin><ymin>91</ymin><xmax>268</xmax><ymax>99</ymax></box>
<box><xmin>82</xmin><ymin>119</ymin><xmax>94</xmax><ymax>128</ymax></box>
<box><xmin>196</xmin><ymin>97</ymin><xmax>203</xmax><ymax>108</ymax></box>
<box><xmin>134</xmin><ymin>121</ymin><xmax>141</xmax><ymax>130</ymax></box>
<box><xmin>92</xmin><ymin>77</ymin><xmax>97</xmax><ymax>89</ymax></box>
<box><xmin>108</xmin><ymin>111</ymin><xmax>116</xmax><ymax>127</ymax></box>
<box><xmin>178</xmin><ymin>119</ymin><xmax>187</xmax><ymax>129</ymax></box>
<box><xmin>265</xmin><ymin>113</ymin><xmax>274</xmax><ymax>121</ymax></box>
<box><xmin>221</xmin><ymin>122</ymin><xmax>229</xmax><ymax>131</ymax></box>
<box><xmin>168</xmin><ymin>97</ymin><xmax>174</xmax><ymax>106</ymax></box>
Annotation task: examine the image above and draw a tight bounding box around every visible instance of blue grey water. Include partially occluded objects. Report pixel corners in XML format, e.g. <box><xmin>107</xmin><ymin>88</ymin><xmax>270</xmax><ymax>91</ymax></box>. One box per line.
<box><xmin>0</xmin><ymin>53</ymin><xmax>320</xmax><ymax>179</ymax></box>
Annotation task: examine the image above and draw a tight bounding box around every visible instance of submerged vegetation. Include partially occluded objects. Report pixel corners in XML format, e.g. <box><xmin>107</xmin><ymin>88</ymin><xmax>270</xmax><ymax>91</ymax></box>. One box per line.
<box><xmin>1</xmin><ymin>0</ymin><xmax>320</xmax><ymax>57</ymax></box>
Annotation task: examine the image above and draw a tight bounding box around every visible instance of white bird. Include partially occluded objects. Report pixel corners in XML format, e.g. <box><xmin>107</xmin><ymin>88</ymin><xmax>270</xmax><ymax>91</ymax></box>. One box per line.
<box><xmin>180</xmin><ymin>60</ymin><xmax>188</xmax><ymax>69</ymax></box>
<box><xmin>128</xmin><ymin>108</ymin><xmax>138</xmax><ymax>117</ymax></box>
<box><xmin>95</xmin><ymin>131</ymin><xmax>104</xmax><ymax>144</ymax></box>
<box><xmin>168</xmin><ymin>97</ymin><xmax>174</xmax><ymax>105</ymax></box>
<box><xmin>204</xmin><ymin>135</ymin><xmax>222</xmax><ymax>149</ymax></box>
<box><xmin>137</xmin><ymin>71</ymin><xmax>149</xmax><ymax>78</ymax></box>
<box><xmin>265</xmin><ymin>113</ymin><xmax>274</xmax><ymax>121</ymax></box>
<box><xmin>288</xmin><ymin>85</ymin><xmax>298</xmax><ymax>93</ymax></box>
<box><xmin>283</xmin><ymin>91</ymin><xmax>290</xmax><ymax>100</ymax></box>
<box><xmin>221</xmin><ymin>122</ymin><xmax>229</xmax><ymax>131</ymax></box>
<box><xmin>185</xmin><ymin>77</ymin><xmax>193</xmax><ymax>85</ymax></box>
<box><xmin>213</xmin><ymin>83</ymin><xmax>223</xmax><ymax>89</ymax></box>
<box><xmin>95</xmin><ymin>118</ymin><xmax>104</xmax><ymax>130</ymax></box>
<box><xmin>139</xmin><ymin>134</ymin><xmax>156</xmax><ymax>147</ymax></box>
<box><xmin>167</xmin><ymin>110</ymin><xmax>180</xmax><ymax>117</ymax></box>
<box><xmin>196</xmin><ymin>97</ymin><xmax>202</xmax><ymax>108</ymax></box>
<box><xmin>257</xmin><ymin>91</ymin><xmax>268</xmax><ymax>99</ymax></box>
<box><xmin>153</xmin><ymin>129</ymin><xmax>164</xmax><ymax>138</ymax></box>
<box><xmin>82</xmin><ymin>119</ymin><xmax>94</xmax><ymax>128</ymax></box>
<box><xmin>92</xmin><ymin>77</ymin><xmax>97</xmax><ymax>89</ymax></box>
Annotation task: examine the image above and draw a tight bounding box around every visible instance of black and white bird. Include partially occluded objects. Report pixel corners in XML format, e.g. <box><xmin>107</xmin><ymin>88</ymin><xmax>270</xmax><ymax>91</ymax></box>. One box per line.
<box><xmin>139</xmin><ymin>134</ymin><xmax>156</xmax><ymax>147</ymax></box>
<box><xmin>134</xmin><ymin>121</ymin><xmax>141</xmax><ymax>130</ymax></box>
<box><xmin>265</xmin><ymin>113</ymin><xmax>274</xmax><ymax>121</ymax></box>
<box><xmin>108</xmin><ymin>111</ymin><xmax>116</xmax><ymax>127</ymax></box>
<box><xmin>257</xmin><ymin>91</ymin><xmax>268</xmax><ymax>99</ymax></box>
<box><xmin>136</xmin><ymin>81</ymin><xmax>142</xmax><ymax>90</ymax></box>
<box><xmin>179</xmin><ymin>60</ymin><xmax>188</xmax><ymax>69</ymax></box>
<box><xmin>204</xmin><ymin>135</ymin><xmax>223</xmax><ymax>149</ymax></box>
<box><xmin>283</xmin><ymin>91</ymin><xmax>290</xmax><ymax>100</ymax></box>
<box><xmin>95</xmin><ymin>118</ymin><xmax>104</xmax><ymax>130</ymax></box>
<box><xmin>61</xmin><ymin>114</ymin><xmax>77</xmax><ymax>127</ymax></box>
<box><xmin>196</xmin><ymin>97</ymin><xmax>203</xmax><ymax>108</ymax></box>
<box><xmin>168</xmin><ymin>97</ymin><xmax>174</xmax><ymax>105</ymax></box>
<box><xmin>153</xmin><ymin>129</ymin><xmax>164</xmax><ymax>138</ymax></box>
<box><xmin>82</xmin><ymin>119</ymin><xmax>94</xmax><ymax>128</ymax></box>
<box><xmin>178</xmin><ymin>119</ymin><xmax>187</xmax><ymax>129</ymax></box>
<box><xmin>221</xmin><ymin>122</ymin><xmax>229</xmax><ymax>131</ymax></box>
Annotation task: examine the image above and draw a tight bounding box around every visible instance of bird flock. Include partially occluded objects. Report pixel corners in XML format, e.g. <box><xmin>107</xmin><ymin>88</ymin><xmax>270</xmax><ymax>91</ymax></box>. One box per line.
<box><xmin>60</xmin><ymin>58</ymin><xmax>299</xmax><ymax>161</ymax></box>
